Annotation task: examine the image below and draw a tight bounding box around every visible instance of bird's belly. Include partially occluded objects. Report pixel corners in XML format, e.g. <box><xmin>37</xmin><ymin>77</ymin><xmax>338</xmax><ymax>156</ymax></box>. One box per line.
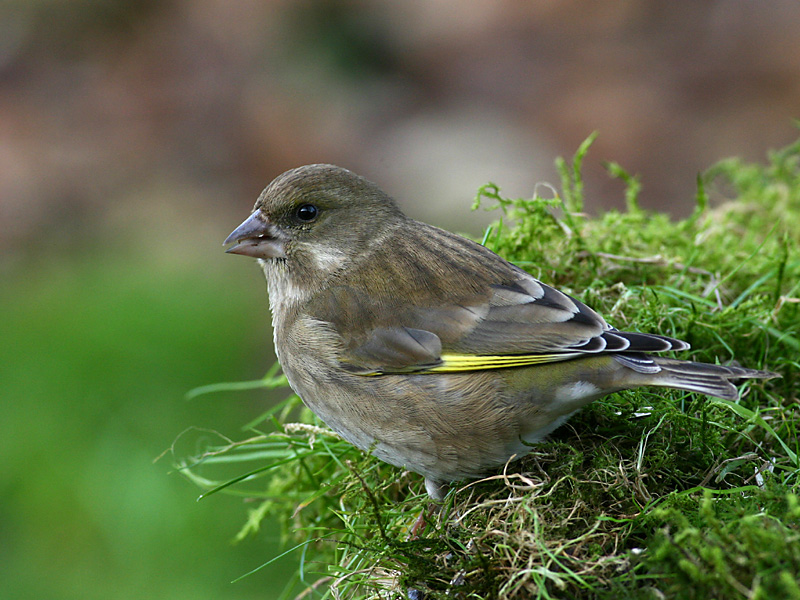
<box><xmin>281</xmin><ymin>352</ymin><xmax>626</xmax><ymax>485</ymax></box>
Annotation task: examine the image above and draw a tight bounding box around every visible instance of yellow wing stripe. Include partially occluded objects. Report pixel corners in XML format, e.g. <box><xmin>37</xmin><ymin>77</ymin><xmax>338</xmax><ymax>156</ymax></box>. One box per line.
<box><xmin>357</xmin><ymin>352</ymin><xmax>582</xmax><ymax>376</ymax></box>
<box><xmin>430</xmin><ymin>352</ymin><xmax>582</xmax><ymax>373</ymax></box>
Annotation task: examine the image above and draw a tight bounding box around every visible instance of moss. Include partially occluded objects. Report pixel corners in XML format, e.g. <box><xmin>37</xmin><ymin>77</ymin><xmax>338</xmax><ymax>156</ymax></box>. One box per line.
<box><xmin>635</xmin><ymin>489</ymin><xmax>800</xmax><ymax>600</ymax></box>
<box><xmin>177</xmin><ymin>133</ymin><xmax>800</xmax><ymax>599</ymax></box>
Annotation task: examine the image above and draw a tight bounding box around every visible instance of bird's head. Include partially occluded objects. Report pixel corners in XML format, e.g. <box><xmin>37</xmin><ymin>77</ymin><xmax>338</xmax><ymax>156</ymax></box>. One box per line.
<box><xmin>224</xmin><ymin>164</ymin><xmax>405</xmax><ymax>284</ymax></box>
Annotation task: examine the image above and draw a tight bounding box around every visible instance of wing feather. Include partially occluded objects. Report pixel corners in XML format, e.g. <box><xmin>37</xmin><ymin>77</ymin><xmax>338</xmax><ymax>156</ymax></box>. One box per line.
<box><xmin>304</xmin><ymin>223</ymin><xmax>689</xmax><ymax>375</ymax></box>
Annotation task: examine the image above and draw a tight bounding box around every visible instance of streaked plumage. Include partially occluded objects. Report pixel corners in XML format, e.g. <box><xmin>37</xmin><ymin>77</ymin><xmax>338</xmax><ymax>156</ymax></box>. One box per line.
<box><xmin>224</xmin><ymin>164</ymin><xmax>777</xmax><ymax>499</ymax></box>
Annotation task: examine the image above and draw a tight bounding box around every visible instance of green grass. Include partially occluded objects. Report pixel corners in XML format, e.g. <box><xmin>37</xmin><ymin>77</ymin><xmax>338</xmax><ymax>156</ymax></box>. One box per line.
<box><xmin>0</xmin><ymin>248</ymin><xmax>300</xmax><ymax>600</ymax></box>
<box><xmin>177</xmin><ymin>134</ymin><xmax>800</xmax><ymax>599</ymax></box>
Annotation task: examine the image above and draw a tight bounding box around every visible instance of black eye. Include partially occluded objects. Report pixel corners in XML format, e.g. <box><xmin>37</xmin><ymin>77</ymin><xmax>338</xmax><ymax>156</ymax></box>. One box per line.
<box><xmin>295</xmin><ymin>203</ymin><xmax>318</xmax><ymax>222</ymax></box>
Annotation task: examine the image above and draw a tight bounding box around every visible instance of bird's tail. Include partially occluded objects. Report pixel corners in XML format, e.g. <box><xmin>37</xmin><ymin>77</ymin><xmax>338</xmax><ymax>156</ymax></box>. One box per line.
<box><xmin>615</xmin><ymin>355</ymin><xmax>779</xmax><ymax>400</ymax></box>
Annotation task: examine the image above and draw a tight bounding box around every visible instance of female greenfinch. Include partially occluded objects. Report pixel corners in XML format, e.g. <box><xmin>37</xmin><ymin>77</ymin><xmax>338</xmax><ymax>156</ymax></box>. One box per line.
<box><xmin>224</xmin><ymin>164</ymin><xmax>776</xmax><ymax>499</ymax></box>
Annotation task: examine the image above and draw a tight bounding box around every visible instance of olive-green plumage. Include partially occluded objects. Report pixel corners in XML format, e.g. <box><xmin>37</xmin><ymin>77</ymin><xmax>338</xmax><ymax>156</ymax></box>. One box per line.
<box><xmin>224</xmin><ymin>164</ymin><xmax>777</xmax><ymax>499</ymax></box>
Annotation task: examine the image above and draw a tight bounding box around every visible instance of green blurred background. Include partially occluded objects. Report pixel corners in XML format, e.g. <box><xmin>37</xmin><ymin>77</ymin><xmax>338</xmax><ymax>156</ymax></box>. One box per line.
<box><xmin>2</xmin><ymin>1</ymin><xmax>799</xmax><ymax>599</ymax></box>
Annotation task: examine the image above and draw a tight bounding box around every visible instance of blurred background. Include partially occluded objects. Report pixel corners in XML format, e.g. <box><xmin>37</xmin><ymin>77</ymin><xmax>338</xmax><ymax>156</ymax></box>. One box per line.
<box><xmin>1</xmin><ymin>1</ymin><xmax>798</xmax><ymax>598</ymax></box>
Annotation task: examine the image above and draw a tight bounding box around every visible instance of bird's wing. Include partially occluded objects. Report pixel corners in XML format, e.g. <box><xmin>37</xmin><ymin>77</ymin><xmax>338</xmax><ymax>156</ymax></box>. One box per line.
<box><xmin>450</xmin><ymin>275</ymin><xmax>688</xmax><ymax>356</ymax></box>
<box><xmin>309</xmin><ymin>274</ymin><xmax>687</xmax><ymax>376</ymax></box>
<box><xmin>306</xmin><ymin>224</ymin><xmax>687</xmax><ymax>375</ymax></box>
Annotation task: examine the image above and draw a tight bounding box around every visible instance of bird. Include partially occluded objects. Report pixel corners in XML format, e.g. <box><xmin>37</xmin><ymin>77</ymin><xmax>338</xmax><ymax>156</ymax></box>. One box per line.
<box><xmin>224</xmin><ymin>164</ymin><xmax>777</xmax><ymax>500</ymax></box>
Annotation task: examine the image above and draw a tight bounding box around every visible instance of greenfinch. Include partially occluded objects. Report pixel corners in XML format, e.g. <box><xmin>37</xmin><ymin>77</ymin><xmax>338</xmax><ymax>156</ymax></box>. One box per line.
<box><xmin>224</xmin><ymin>164</ymin><xmax>776</xmax><ymax>500</ymax></box>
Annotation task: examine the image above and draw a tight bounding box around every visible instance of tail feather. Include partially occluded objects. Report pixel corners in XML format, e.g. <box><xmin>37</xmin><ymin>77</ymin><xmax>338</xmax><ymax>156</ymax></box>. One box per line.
<box><xmin>615</xmin><ymin>354</ymin><xmax>779</xmax><ymax>400</ymax></box>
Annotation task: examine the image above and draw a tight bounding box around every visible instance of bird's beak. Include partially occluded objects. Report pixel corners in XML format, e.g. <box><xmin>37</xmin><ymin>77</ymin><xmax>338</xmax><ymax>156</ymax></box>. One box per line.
<box><xmin>223</xmin><ymin>212</ymin><xmax>287</xmax><ymax>259</ymax></box>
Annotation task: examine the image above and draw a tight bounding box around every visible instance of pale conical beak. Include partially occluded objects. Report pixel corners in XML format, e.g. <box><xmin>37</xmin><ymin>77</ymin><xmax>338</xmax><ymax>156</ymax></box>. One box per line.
<box><xmin>223</xmin><ymin>212</ymin><xmax>287</xmax><ymax>259</ymax></box>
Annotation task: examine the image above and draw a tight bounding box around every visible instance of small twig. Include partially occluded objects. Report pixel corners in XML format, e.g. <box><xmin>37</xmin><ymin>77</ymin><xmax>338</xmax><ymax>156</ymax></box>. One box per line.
<box><xmin>578</xmin><ymin>251</ymin><xmax>714</xmax><ymax>276</ymax></box>
<box><xmin>345</xmin><ymin>460</ymin><xmax>388</xmax><ymax>542</ymax></box>
<box><xmin>699</xmin><ymin>453</ymin><xmax>760</xmax><ymax>488</ymax></box>
<box><xmin>293</xmin><ymin>576</ymin><xmax>333</xmax><ymax>600</ymax></box>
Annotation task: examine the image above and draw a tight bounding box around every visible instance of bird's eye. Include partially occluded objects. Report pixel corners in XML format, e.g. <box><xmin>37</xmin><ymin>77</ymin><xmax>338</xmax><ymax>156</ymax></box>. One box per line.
<box><xmin>295</xmin><ymin>203</ymin><xmax>319</xmax><ymax>222</ymax></box>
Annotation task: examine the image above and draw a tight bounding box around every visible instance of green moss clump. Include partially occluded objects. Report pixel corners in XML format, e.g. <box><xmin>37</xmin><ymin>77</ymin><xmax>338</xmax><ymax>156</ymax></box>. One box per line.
<box><xmin>638</xmin><ymin>489</ymin><xmax>800</xmax><ymax>600</ymax></box>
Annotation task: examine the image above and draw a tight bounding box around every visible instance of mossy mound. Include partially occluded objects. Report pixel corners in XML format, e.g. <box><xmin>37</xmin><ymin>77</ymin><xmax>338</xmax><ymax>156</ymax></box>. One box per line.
<box><xmin>177</xmin><ymin>134</ymin><xmax>799</xmax><ymax>599</ymax></box>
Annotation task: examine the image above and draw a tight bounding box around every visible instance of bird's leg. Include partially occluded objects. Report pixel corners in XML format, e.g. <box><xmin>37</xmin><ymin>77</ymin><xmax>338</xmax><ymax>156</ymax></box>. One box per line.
<box><xmin>408</xmin><ymin>501</ymin><xmax>442</xmax><ymax>539</ymax></box>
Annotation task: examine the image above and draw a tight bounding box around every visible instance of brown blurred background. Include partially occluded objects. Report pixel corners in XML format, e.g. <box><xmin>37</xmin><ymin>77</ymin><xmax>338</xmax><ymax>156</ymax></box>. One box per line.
<box><xmin>1</xmin><ymin>2</ymin><xmax>798</xmax><ymax>599</ymax></box>
<box><xmin>3</xmin><ymin>0</ymin><xmax>799</xmax><ymax>253</ymax></box>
